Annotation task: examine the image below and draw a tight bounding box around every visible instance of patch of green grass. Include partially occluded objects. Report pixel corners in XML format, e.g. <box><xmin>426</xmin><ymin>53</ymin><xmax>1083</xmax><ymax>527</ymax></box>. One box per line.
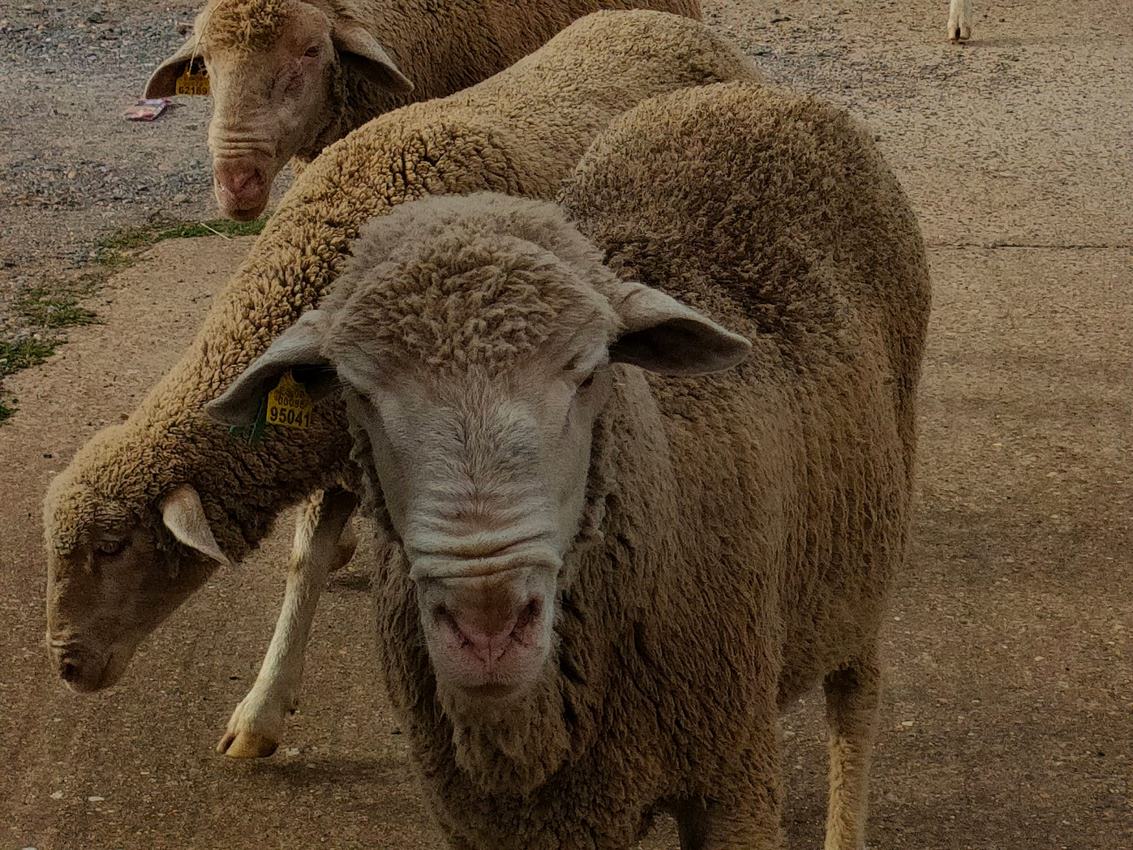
<box><xmin>15</xmin><ymin>287</ymin><xmax>98</xmax><ymax>329</ymax></box>
<box><xmin>94</xmin><ymin>217</ymin><xmax>267</xmax><ymax>269</ymax></box>
<box><xmin>1</xmin><ymin>216</ymin><xmax>267</xmax><ymax>425</ymax></box>
<box><xmin>0</xmin><ymin>337</ymin><xmax>56</xmax><ymax>374</ymax></box>
<box><xmin>0</xmin><ymin>322</ymin><xmax>67</xmax><ymax>425</ymax></box>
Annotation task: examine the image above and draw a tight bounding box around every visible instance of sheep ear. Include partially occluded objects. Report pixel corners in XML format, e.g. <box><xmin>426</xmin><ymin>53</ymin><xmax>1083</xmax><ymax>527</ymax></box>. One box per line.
<box><xmin>332</xmin><ymin>20</ymin><xmax>413</xmax><ymax>93</ymax></box>
<box><xmin>160</xmin><ymin>485</ymin><xmax>231</xmax><ymax>566</ymax></box>
<box><xmin>609</xmin><ymin>282</ymin><xmax>751</xmax><ymax>376</ymax></box>
<box><xmin>206</xmin><ymin>310</ymin><xmax>337</xmax><ymax>427</ymax></box>
<box><xmin>144</xmin><ymin>38</ymin><xmax>199</xmax><ymax>98</ymax></box>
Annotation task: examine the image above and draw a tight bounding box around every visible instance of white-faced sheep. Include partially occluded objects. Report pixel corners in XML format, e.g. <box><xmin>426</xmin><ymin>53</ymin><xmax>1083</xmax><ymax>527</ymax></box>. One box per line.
<box><xmin>210</xmin><ymin>80</ymin><xmax>930</xmax><ymax>848</ymax></box>
<box><xmin>43</xmin><ymin>11</ymin><xmax>759</xmax><ymax>760</ymax></box>
<box><xmin>145</xmin><ymin>0</ymin><xmax>701</xmax><ymax>219</ymax></box>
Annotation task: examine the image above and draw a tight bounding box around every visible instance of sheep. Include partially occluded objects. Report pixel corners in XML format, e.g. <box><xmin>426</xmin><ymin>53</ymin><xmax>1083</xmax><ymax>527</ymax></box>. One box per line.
<box><xmin>947</xmin><ymin>0</ymin><xmax>973</xmax><ymax>41</ymax></box>
<box><xmin>144</xmin><ymin>0</ymin><xmax>701</xmax><ymax>220</ymax></box>
<box><xmin>208</xmin><ymin>79</ymin><xmax>931</xmax><ymax>849</ymax></box>
<box><xmin>43</xmin><ymin>10</ymin><xmax>760</xmax><ymax>760</ymax></box>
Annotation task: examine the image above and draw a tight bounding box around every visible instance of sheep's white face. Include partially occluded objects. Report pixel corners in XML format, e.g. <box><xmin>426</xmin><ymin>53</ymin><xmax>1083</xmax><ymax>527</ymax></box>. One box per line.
<box><xmin>207</xmin><ymin>195</ymin><xmax>751</xmax><ymax>709</ymax></box>
<box><xmin>44</xmin><ymin>483</ymin><xmax>230</xmax><ymax>692</ymax></box>
<box><xmin>144</xmin><ymin>0</ymin><xmax>412</xmax><ymax>220</ymax></box>
<box><xmin>337</xmin><ymin>327</ymin><xmax>616</xmax><ymax>702</ymax></box>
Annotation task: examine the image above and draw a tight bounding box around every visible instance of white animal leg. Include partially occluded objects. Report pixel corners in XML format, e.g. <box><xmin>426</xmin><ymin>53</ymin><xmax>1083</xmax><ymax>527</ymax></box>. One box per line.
<box><xmin>217</xmin><ymin>487</ymin><xmax>358</xmax><ymax>758</ymax></box>
<box><xmin>822</xmin><ymin>659</ymin><xmax>881</xmax><ymax>850</ymax></box>
<box><xmin>948</xmin><ymin>0</ymin><xmax>973</xmax><ymax>42</ymax></box>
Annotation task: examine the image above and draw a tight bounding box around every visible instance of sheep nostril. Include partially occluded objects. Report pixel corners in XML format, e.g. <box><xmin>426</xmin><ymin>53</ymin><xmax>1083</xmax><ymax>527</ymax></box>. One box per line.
<box><xmin>60</xmin><ymin>661</ymin><xmax>80</xmax><ymax>683</ymax></box>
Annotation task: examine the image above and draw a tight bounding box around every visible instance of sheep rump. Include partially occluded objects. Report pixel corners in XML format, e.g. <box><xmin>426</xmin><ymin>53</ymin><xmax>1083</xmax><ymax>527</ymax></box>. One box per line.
<box><xmin>359</xmin><ymin>82</ymin><xmax>930</xmax><ymax>847</ymax></box>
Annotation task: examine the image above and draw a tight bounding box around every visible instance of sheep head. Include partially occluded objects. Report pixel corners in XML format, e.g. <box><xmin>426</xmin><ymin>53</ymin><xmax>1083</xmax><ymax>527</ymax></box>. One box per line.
<box><xmin>208</xmin><ymin>194</ymin><xmax>750</xmax><ymax>714</ymax></box>
<box><xmin>145</xmin><ymin>0</ymin><xmax>412</xmax><ymax>220</ymax></box>
<box><xmin>43</xmin><ymin>436</ymin><xmax>231</xmax><ymax>693</ymax></box>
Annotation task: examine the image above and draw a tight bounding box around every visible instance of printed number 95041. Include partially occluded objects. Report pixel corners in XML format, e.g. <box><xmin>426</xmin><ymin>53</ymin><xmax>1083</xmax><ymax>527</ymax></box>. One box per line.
<box><xmin>267</xmin><ymin>406</ymin><xmax>312</xmax><ymax>429</ymax></box>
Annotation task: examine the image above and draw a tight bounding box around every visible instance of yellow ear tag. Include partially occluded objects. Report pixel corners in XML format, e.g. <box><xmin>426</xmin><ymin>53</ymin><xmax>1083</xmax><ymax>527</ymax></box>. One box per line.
<box><xmin>175</xmin><ymin>61</ymin><xmax>210</xmax><ymax>96</ymax></box>
<box><xmin>266</xmin><ymin>371</ymin><xmax>313</xmax><ymax>430</ymax></box>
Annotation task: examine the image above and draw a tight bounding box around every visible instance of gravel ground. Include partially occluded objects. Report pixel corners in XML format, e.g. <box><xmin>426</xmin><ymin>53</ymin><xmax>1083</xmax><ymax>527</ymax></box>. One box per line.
<box><xmin>0</xmin><ymin>0</ymin><xmax>290</xmax><ymax>344</ymax></box>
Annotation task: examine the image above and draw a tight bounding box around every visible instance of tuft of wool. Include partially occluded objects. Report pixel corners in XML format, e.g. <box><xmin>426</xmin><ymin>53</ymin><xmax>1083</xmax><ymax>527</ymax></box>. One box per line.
<box><xmin>197</xmin><ymin>0</ymin><xmax>293</xmax><ymax>54</ymax></box>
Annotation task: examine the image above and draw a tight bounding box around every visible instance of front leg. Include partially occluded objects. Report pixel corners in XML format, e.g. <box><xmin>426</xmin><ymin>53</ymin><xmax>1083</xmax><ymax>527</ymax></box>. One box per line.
<box><xmin>676</xmin><ymin>791</ymin><xmax>784</xmax><ymax>850</ymax></box>
<box><xmin>218</xmin><ymin>487</ymin><xmax>359</xmax><ymax>757</ymax></box>
<box><xmin>675</xmin><ymin>720</ymin><xmax>785</xmax><ymax>850</ymax></box>
<box><xmin>948</xmin><ymin>0</ymin><xmax>973</xmax><ymax>42</ymax></box>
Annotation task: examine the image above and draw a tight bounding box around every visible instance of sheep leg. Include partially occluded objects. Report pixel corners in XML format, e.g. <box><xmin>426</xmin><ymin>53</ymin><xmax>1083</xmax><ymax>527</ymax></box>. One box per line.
<box><xmin>675</xmin><ymin>797</ymin><xmax>784</xmax><ymax>850</ymax></box>
<box><xmin>217</xmin><ymin>487</ymin><xmax>359</xmax><ymax>758</ymax></box>
<box><xmin>822</xmin><ymin>660</ymin><xmax>881</xmax><ymax>850</ymax></box>
<box><xmin>674</xmin><ymin>737</ymin><xmax>784</xmax><ymax>849</ymax></box>
<box><xmin>948</xmin><ymin>0</ymin><xmax>973</xmax><ymax>42</ymax></box>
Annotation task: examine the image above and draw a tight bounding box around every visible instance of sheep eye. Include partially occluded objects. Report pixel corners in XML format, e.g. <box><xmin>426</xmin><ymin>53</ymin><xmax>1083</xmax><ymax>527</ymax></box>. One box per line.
<box><xmin>96</xmin><ymin>539</ymin><xmax>125</xmax><ymax>557</ymax></box>
<box><xmin>303</xmin><ymin>45</ymin><xmax>320</xmax><ymax>58</ymax></box>
<box><xmin>579</xmin><ymin>374</ymin><xmax>595</xmax><ymax>391</ymax></box>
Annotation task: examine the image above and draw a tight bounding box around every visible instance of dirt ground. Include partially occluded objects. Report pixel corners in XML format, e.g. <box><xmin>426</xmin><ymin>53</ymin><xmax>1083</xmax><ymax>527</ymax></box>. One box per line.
<box><xmin>1</xmin><ymin>1</ymin><xmax>1130</xmax><ymax>848</ymax></box>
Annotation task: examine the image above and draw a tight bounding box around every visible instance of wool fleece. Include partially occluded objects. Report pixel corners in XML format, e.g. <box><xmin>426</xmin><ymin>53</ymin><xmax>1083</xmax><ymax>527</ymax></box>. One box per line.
<box><xmin>299</xmin><ymin>82</ymin><xmax>930</xmax><ymax>848</ymax></box>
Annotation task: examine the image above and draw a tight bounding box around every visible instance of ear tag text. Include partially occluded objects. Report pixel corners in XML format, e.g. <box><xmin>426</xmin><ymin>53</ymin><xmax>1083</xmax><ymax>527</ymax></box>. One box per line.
<box><xmin>175</xmin><ymin>59</ymin><xmax>210</xmax><ymax>96</ymax></box>
<box><xmin>266</xmin><ymin>371</ymin><xmax>313</xmax><ymax>430</ymax></box>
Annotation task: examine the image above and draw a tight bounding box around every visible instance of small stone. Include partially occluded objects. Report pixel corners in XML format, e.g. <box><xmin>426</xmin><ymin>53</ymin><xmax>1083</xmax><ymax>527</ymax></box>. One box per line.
<box><xmin>87</xmin><ymin>795</ymin><xmax>105</xmax><ymax>802</ymax></box>
<box><xmin>900</xmin><ymin>720</ymin><xmax>914</xmax><ymax>728</ymax></box>
<box><xmin>285</xmin><ymin>747</ymin><xmax>300</xmax><ymax>757</ymax></box>
<box><xmin>49</xmin><ymin>790</ymin><xmax>63</xmax><ymax>800</ymax></box>
<box><xmin>172</xmin><ymin>193</ymin><xmax>188</xmax><ymax>204</ymax></box>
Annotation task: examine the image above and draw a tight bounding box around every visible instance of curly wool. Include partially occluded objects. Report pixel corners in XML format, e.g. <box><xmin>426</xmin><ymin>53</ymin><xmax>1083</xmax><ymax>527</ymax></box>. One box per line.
<box><xmin>362</xmin><ymin>83</ymin><xmax>930</xmax><ymax>848</ymax></box>
<box><xmin>196</xmin><ymin>0</ymin><xmax>292</xmax><ymax>54</ymax></box>
<box><xmin>44</xmin><ymin>12</ymin><xmax>759</xmax><ymax>569</ymax></box>
<box><xmin>332</xmin><ymin>238</ymin><xmax>578</xmax><ymax>372</ymax></box>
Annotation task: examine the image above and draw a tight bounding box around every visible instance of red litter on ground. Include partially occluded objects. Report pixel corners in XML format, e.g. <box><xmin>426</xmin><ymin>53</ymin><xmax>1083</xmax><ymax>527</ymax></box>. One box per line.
<box><xmin>125</xmin><ymin>98</ymin><xmax>173</xmax><ymax>122</ymax></box>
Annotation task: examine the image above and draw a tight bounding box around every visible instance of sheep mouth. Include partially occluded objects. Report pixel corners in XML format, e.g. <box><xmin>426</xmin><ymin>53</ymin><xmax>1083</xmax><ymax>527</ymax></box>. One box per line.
<box><xmin>224</xmin><ymin>201</ymin><xmax>267</xmax><ymax>222</ymax></box>
<box><xmin>55</xmin><ymin>645</ymin><xmax>132</xmax><ymax>693</ymax></box>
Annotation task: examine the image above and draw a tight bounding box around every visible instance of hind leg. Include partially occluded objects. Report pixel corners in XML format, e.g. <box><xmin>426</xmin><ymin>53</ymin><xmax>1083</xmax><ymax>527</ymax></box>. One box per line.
<box><xmin>218</xmin><ymin>487</ymin><xmax>358</xmax><ymax>757</ymax></box>
<box><xmin>822</xmin><ymin>657</ymin><xmax>881</xmax><ymax>850</ymax></box>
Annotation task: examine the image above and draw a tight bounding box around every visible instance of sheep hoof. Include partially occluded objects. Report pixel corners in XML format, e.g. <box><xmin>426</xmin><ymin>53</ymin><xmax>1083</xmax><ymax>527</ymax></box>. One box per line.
<box><xmin>948</xmin><ymin>21</ymin><xmax>971</xmax><ymax>42</ymax></box>
<box><xmin>217</xmin><ymin>729</ymin><xmax>279</xmax><ymax>758</ymax></box>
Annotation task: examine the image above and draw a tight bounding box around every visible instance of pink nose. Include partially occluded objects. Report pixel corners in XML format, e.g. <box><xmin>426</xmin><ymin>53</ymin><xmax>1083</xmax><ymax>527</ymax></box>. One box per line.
<box><xmin>436</xmin><ymin>576</ymin><xmax>544</xmax><ymax>669</ymax></box>
<box><xmin>223</xmin><ymin>168</ymin><xmax>261</xmax><ymax>195</ymax></box>
<box><xmin>214</xmin><ymin>164</ymin><xmax>267</xmax><ymax>217</ymax></box>
<box><xmin>450</xmin><ymin>608</ymin><xmax>523</xmax><ymax>665</ymax></box>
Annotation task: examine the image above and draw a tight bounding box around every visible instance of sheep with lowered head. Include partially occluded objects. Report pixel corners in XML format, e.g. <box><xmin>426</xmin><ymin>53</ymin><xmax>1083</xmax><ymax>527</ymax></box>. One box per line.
<box><xmin>145</xmin><ymin>0</ymin><xmax>701</xmax><ymax>219</ymax></box>
<box><xmin>209</xmin><ymin>81</ymin><xmax>930</xmax><ymax>848</ymax></box>
<box><xmin>43</xmin><ymin>10</ymin><xmax>759</xmax><ymax>760</ymax></box>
